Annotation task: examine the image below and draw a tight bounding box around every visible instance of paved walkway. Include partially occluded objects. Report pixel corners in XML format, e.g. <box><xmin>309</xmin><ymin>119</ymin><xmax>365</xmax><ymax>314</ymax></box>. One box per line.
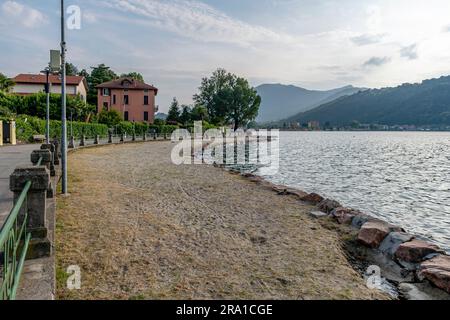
<box><xmin>0</xmin><ymin>144</ymin><xmax>37</xmax><ymax>226</ymax></box>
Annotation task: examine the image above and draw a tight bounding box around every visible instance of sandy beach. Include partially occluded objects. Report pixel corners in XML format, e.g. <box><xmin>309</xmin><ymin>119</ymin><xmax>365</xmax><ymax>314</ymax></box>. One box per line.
<box><xmin>56</xmin><ymin>141</ymin><xmax>386</xmax><ymax>300</ymax></box>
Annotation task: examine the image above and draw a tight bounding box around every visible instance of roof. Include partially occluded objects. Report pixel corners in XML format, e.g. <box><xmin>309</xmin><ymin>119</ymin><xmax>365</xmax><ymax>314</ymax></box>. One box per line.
<box><xmin>12</xmin><ymin>74</ymin><xmax>86</xmax><ymax>87</ymax></box>
<box><xmin>96</xmin><ymin>78</ymin><xmax>158</xmax><ymax>94</ymax></box>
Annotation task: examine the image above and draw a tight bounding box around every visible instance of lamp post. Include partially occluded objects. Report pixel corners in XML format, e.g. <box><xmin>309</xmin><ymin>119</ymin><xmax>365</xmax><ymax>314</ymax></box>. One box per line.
<box><xmin>40</xmin><ymin>67</ymin><xmax>51</xmax><ymax>144</ymax></box>
<box><xmin>60</xmin><ymin>0</ymin><xmax>68</xmax><ymax>195</ymax></box>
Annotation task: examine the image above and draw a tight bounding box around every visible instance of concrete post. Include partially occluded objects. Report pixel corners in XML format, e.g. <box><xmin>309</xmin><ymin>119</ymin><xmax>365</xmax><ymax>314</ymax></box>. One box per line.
<box><xmin>164</xmin><ymin>133</ymin><xmax>167</xmax><ymax>140</ymax></box>
<box><xmin>120</xmin><ymin>133</ymin><xmax>124</xmax><ymax>143</ymax></box>
<box><xmin>10</xmin><ymin>166</ymin><xmax>52</xmax><ymax>258</ymax></box>
<box><xmin>154</xmin><ymin>132</ymin><xmax>157</xmax><ymax>140</ymax></box>
<box><xmin>0</xmin><ymin>120</ymin><xmax>3</xmax><ymax>146</ymax></box>
<box><xmin>68</xmin><ymin>136</ymin><xmax>75</xmax><ymax>149</ymax></box>
<box><xmin>53</xmin><ymin>139</ymin><xmax>61</xmax><ymax>165</ymax></box>
<box><xmin>132</xmin><ymin>132</ymin><xmax>136</xmax><ymax>142</ymax></box>
<box><xmin>80</xmin><ymin>135</ymin><xmax>85</xmax><ymax>147</ymax></box>
<box><xmin>94</xmin><ymin>135</ymin><xmax>99</xmax><ymax>145</ymax></box>
<box><xmin>108</xmin><ymin>132</ymin><xmax>113</xmax><ymax>144</ymax></box>
<box><xmin>143</xmin><ymin>132</ymin><xmax>146</xmax><ymax>141</ymax></box>
<box><xmin>31</xmin><ymin>149</ymin><xmax>54</xmax><ymax>197</ymax></box>
<box><xmin>9</xmin><ymin>120</ymin><xmax>16</xmax><ymax>145</ymax></box>
<box><xmin>40</xmin><ymin>144</ymin><xmax>56</xmax><ymax>177</ymax></box>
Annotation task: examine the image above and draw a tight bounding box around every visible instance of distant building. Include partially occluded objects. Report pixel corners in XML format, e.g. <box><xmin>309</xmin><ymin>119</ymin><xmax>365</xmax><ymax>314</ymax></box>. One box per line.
<box><xmin>11</xmin><ymin>74</ymin><xmax>87</xmax><ymax>102</ymax></box>
<box><xmin>96</xmin><ymin>78</ymin><xmax>158</xmax><ymax>123</ymax></box>
<box><xmin>308</xmin><ymin>121</ymin><xmax>320</xmax><ymax>130</ymax></box>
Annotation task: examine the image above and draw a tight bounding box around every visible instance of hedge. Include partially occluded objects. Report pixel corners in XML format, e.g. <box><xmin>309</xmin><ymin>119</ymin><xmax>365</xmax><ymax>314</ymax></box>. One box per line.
<box><xmin>1</xmin><ymin>115</ymin><xmax>109</xmax><ymax>142</ymax></box>
<box><xmin>114</xmin><ymin>121</ymin><xmax>179</xmax><ymax>135</ymax></box>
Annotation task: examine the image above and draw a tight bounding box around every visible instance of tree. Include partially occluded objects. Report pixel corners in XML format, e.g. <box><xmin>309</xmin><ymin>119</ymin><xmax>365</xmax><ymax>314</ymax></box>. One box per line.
<box><xmin>190</xmin><ymin>105</ymin><xmax>209</xmax><ymax>122</ymax></box>
<box><xmin>0</xmin><ymin>73</ymin><xmax>15</xmax><ymax>93</ymax></box>
<box><xmin>180</xmin><ymin>105</ymin><xmax>192</xmax><ymax>126</ymax></box>
<box><xmin>194</xmin><ymin>68</ymin><xmax>261</xmax><ymax>130</ymax></box>
<box><xmin>166</xmin><ymin>97</ymin><xmax>181</xmax><ymax>123</ymax></box>
<box><xmin>98</xmin><ymin>110</ymin><xmax>123</xmax><ymax>127</ymax></box>
<box><xmin>65</xmin><ymin>63</ymin><xmax>79</xmax><ymax>76</ymax></box>
<box><xmin>86</xmin><ymin>64</ymin><xmax>118</xmax><ymax>105</ymax></box>
<box><xmin>120</xmin><ymin>72</ymin><xmax>144</xmax><ymax>82</ymax></box>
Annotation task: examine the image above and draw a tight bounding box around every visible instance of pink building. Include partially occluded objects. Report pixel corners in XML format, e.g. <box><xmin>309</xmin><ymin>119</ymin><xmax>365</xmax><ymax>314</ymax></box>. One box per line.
<box><xmin>96</xmin><ymin>78</ymin><xmax>158</xmax><ymax>123</ymax></box>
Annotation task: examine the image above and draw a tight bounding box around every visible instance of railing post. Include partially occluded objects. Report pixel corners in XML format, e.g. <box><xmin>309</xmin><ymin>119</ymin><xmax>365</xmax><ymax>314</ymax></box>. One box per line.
<box><xmin>30</xmin><ymin>149</ymin><xmax>54</xmax><ymax>198</ymax></box>
<box><xmin>52</xmin><ymin>139</ymin><xmax>60</xmax><ymax>165</ymax></box>
<box><xmin>79</xmin><ymin>134</ymin><xmax>85</xmax><ymax>147</ymax></box>
<box><xmin>40</xmin><ymin>144</ymin><xmax>56</xmax><ymax>177</ymax></box>
<box><xmin>143</xmin><ymin>131</ymin><xmax>146</xmax><ymax>141</ymax></box>
<box><xmin>108</xmin><ymin>132</ymin><xmax>113</xmax><ymax>144</ymax></box>
<box><xmin>68</xmin><ymin>136</ymin><xmax>75</xmax><ymax>149</ymax></box>
<box><xmin>154</xmin><ymin>132</ymin><xmax>157</xmax><ymax>140</ymax></box>
<box><xmin>132</xmin><ymin>132</ymin><xmax>136</xmax><ymax>142</ymax></box>
<box><xmin>10</xmin><ymin>166</ymin><xmax>52</xmax><ymax>259</ymax></box>
<box><xmin>120</xmin><ymin>133</ymin><xmax>124</xmax><ymax>143</ymax></box>
<box><xmin>94</xmin><ymin>135</ymin><xmax>99</xmax><ymax>145</ymax></box>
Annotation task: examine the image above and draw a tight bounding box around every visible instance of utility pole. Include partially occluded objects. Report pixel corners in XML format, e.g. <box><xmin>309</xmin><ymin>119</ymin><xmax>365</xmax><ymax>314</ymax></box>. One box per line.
<box><xmin>41</xmin><ymin>67</ymin><xmax>51</xmax><ymax>144</ymax></box>
<box><xmin>60</xmin><ymin>0</ymin><xmax>68</xmax><ymax>195</ymax></box>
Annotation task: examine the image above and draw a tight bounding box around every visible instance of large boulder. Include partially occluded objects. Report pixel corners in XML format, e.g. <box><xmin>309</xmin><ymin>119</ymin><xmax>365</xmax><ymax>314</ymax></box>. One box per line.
<box><xmin>395</xmin><ymin>240</ymin><xmax>445</xmax><ymax>263</ymax></box>
<box><xmin>379</xmin><ymin>232</ymin><xmax>415</xmax><ymax>257</ymax></box>
<box><xmin>318</xmin><ymin>199</ymin><xmax>341</xmax><ymax>214</ymax></box>
<box><xmin>352</xmin><ymin>214</ymin><xmax>375</xmax><ymax>228</ymax></box>
<box><xmin>418</xmin><ymin>255</ymin><xmax>450</xmax><ymax>294</ymax></box>
<box><xmin>357</xmin><ymin>221</ymin><xmax>402</xmax><ymax>248</ymax></box>
<box><xmin>300</xmin><ymin>193</ymin><xmax>324</xmax><ymax>205</ymax></box>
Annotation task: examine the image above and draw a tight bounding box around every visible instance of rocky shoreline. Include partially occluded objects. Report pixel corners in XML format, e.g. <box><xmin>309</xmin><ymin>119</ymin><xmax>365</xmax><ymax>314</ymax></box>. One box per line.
<box><xmin>226</xmin><ymin>169</ymin><xmax>450</xmax><ymax>300</ymax></box>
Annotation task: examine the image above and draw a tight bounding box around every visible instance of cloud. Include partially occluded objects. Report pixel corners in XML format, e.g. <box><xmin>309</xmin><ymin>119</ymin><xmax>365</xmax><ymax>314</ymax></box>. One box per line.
<box><xmin>363</xmin><ymin>56</ymin><xmax>391</xmax><ymax>67</ymax></box>
<box><xmin>101</xmin><ymin>0</ymin><xmax>295</xmax><ymax>46</ymax></box>
<box><xmin>351</xmin><ymin>33</ymin><xmax>386</xmax><ymax>46</ymax></box>
<box><xmin>400</xmin><ymin>44</ymin><xmax>418</xmax><ymax>60</ymax></box>
<box><xmin>0</xmin><ymin>1</ymin><xmax>46</xmax><ymax>28</ymax></box>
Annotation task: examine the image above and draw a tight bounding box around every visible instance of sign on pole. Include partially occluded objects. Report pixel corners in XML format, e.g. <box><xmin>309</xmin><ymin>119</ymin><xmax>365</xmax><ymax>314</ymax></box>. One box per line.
<box><xmin>50</xmin><ymin>50</ymin><xmax>61</xmax><ymax>73</ymax></box>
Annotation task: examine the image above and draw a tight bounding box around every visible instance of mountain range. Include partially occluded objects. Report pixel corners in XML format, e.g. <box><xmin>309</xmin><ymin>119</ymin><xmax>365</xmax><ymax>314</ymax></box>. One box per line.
<box><xmin>284</xmin><ymin>75</ymin><xmax>450</xmax><ymax>126</ymax></box>
<box><xmin>255</xmin><ymin>84</ymin><xmax>364</xmax><ymax>123</ymax></box>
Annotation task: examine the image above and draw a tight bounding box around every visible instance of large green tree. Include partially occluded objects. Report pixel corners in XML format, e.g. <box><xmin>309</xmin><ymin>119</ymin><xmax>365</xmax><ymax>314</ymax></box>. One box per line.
<box><xmin>193</xmin><ymin>69</ymin><xmax>261</xmax><ymax>130</ymax></box>
<box><xmin>65</xmin><ymin>63</ymin><xmax>79</xmax><ymax>76</ymax></box>
<box><xmin>97</xmin><ymin>110</ymin><xmax>122</xmax><ymax>127</ymax></box>
<box><xmin>120</xmin><ymin>72</ymin><xmax>144</xmax><ymax>82</ymax></box>
<box><xmin>86</xmin><ymin>64</ymin><xmax>118</xmax><ymax>105</ymax></box>
<box><xmin>166</xmin><ymin>97</ymin><xmax>181</xmax><ymax>123</ymax></box>
<box><xmin>0</xmin><ymin>73</ymin><xmax>15</xmax><ymax>93</ymax></box>
<box><xmin>180</xmin><ymin>105</ymin><xmax>192</xmax><ymax>126</ymax></box>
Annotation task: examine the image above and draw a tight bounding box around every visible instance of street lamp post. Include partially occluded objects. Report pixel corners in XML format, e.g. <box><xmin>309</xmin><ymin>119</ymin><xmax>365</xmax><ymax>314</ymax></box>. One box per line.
<box><xmin>60</xmin><ymin>0</ymin><xmax>68</xmax><ymax>195</ymax></box>
<box><xmin>41</xmin><ymin>67</ymin><xmax>51</xmax><ymax>144</ymax></box>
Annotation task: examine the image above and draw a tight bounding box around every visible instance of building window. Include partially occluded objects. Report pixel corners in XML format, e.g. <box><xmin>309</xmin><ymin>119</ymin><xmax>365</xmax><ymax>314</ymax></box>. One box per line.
<box><xmin>124</xmin><ymin>111</ymin><xmax>129</xmax><ymax>121</ymax></box>
<box><xmin>144</xmin><ymin>96</ymin><xmax>149</xmax><ymax>105</ymax></box>
<box><xmin>113</xmin><ymin>95</ymin><xmax>116</xmax><ymax>105</ymax></box>
<box><xmin>144</xmin><ymin>111</ymin><xmax>149</xmax><ymax>121</ymax></box>
<box><xmin>102</xmin><ymin>88</ymin><xmax>110</xmax><ymax>96</ymax></box>
<box><xmin>124</xmin><ymin>95</ymin><xmax>129</xmax><ymax>105</ymax></box>
<box><xmin>103</xmin><ymin>102</ymin><xmax>109</xmax><ymax>111</ymax></box>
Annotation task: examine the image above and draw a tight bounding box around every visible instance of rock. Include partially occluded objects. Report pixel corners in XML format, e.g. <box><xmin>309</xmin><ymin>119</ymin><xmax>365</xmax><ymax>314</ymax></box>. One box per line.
<box><xmin>398</xmin><ymin>283</ymin><xmax>450</xmax><ymax>300</ymax></box>
<box><xmin>357</xmin><ymin>221</ymin><xmax>401</xmax><ymax>248</ymax></box>
<box><xmin>331</xmin><ymin>207</ymin><xmax>358</xmax><ymax>224</ymax></box>
<box><xmin>310</xmin><ymin>211</ymin><xmax>328</xmax><ymax>218</ymax></box>
<box><xmin>379</xmin><ymin>232</ymin><xmax>414</xmax><ymax>257</ymax></box>
<box><xmin>418</xmin><ymin>255</ymin><xmax>450</xmax><ymax>294</ymax></box>
<box><xmin>318</xmin><ymin>199</ymin><xmax>341</xmax><ymax>213</ymax></box>
<box><xmin>286</xmin><ymin>189</ymin><xmax>308</xmax><ymax>199</ymax></box>
<box><xmin>395</xmin><ymin>240</ymin><xmax>445</xmax><ymax>263</ymax></box>
<box><xmin>352</xmin><ymin>214</ymin><xmax>374</xmax><ymax>228</ymax></box>
<box><xmin>300</xmin><ymin>193</ymin><xmax>324</xmax><ymax>205</ymax></box>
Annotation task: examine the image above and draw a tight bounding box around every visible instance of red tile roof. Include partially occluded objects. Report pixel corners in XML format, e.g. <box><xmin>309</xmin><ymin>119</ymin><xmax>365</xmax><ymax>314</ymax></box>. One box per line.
<box><xmin>96</xmin><ymin>78</ymin><xmax>158</xmax><ymax>94</ymax></box>
<box><xmin>12</xmin><ymin>74</ymin><xmax>86</xmax><ymax>86</ymax></box>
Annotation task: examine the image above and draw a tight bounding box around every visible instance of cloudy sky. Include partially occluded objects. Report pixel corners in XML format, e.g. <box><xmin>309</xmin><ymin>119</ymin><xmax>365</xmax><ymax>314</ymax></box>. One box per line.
<box><xmin>2</xmin><ymin>0</ymin><xmax>450</xmax><ymax>111</ymax></box>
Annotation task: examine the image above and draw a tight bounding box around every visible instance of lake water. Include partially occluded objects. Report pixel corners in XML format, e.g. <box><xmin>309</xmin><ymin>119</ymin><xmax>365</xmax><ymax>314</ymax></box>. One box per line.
<box><xmin>255</xmin><ymin>131</ymin><xmax>450</xmax><ymax>252</ymax></box>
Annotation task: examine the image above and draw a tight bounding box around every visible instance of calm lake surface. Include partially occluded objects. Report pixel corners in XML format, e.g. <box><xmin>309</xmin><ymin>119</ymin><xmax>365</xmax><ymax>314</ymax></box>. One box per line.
<box><xmin>256</xmin><ymin>131</ymin><xmax>450</xmax><ymax>252</ymax></box>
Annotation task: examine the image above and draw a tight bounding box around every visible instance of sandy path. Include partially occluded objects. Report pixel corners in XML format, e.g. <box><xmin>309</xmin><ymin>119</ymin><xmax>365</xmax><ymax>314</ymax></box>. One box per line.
<box><xmin>56</xmin><ymin>141</ymin><xmax>385</xmax><ymax>300</ymax></box>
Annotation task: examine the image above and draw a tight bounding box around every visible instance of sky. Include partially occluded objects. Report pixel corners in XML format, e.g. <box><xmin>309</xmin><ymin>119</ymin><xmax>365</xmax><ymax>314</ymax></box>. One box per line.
<box><xmin>2</xmin><ymin>0</ymin><xmax>450</xmax><ymax>112</ymax></box>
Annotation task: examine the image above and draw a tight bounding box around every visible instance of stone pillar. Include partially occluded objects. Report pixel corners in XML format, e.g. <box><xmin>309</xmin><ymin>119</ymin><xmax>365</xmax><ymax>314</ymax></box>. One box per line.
<box><xmin>68</xmin><ymin>136</ymin><xmax>75</xmax><ymax>149</ymax></box>
<box><xmin>80</xmin><ymin>135</ymin><xmax>85</xmax><ymax>147</ymax></box>
<box><xmin>53</xmin><ymin>139</ymin><xmax>61</xmax><ymax>165</ymax></box>
<box><xmin>132</xmin><ymin>132</ymin><xmax>136</xmax><ymax>142</ymax></box>
<box><xmin>40</xmin><ymin>144</ymin><xmax>56</xmax><ymax>177</ymax></box>
<box><xmin>154</xmin><ymin>132</ymin><xmax>157</xmax><ymax>140</ymax></box>
<box><xmin>94</xmin><ymin>135</ymin><xmax>99</xmax><ymax>145</ymax></box>
<box><xmin>31</xmin><ymin>149</ymin><xmax>54</xmax><ymax>197</ymax></box>
<box><xmin>120</xmin><ymin>133</ymin><xmax>124</xmax><ymax>143</ymax></box>
<box><xmin>164</xmin><ymin>133</ymin><xmax>168</xmax><ymax>140</ymax></box>
<box><xmin>108</xmin><ymin>132</ymin><xmax>113</xmax><ymax>144</ymax></box>
<box><xmin>143</xmin><ymin>132</ymin><xmax>147</xmax><ymax>141</ymax></box>
<box><xmin>10</xmin><ymin>166</ymin><xmax>52</xmax><ymax>259</ymax></box>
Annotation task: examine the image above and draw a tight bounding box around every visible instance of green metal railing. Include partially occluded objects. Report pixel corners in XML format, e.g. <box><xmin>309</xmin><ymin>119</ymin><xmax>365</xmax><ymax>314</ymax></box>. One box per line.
<box><xmin>0</xmin><ymin>156</ymin><xmax>43</xmax><ymax>300</ymax></box>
